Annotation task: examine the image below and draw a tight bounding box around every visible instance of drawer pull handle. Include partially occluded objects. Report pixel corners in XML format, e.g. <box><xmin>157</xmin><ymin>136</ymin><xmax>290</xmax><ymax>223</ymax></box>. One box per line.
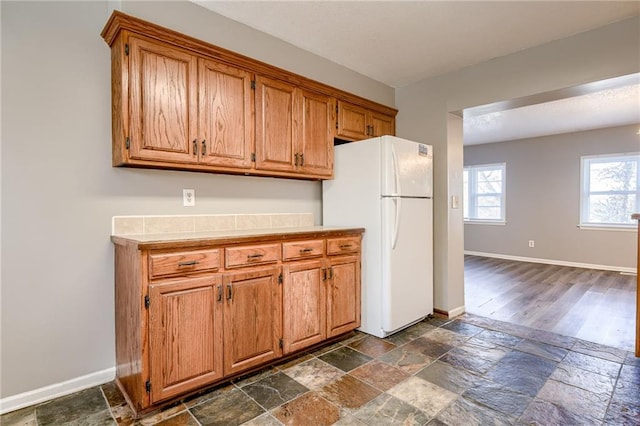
<box><xmin>299</xmin><ymin>248</ymin><xmax>313</xmax><ymax>253</ymax></box>
<box><xmin>247</xmin><ymin>253</ymin><xmax>264</xmax><ymax>260</ymax></box>
<box><xmin>178</xmin><ymin>260</ymin><xmax>199</xmax><ymax>266</ymax></box>
<box><xmin>328</xmin><ymin>267</ymin><xmax>334</xmax><ymax>279</ymax></box>
<box><xmin>227</xmin><ymin>284</ymin><xmax>233</xmax><ymax>301</ymax></box>
<box><xmin>339</xmin><ymin>244</ymin><xmax>353</xmax><ymax>249</ymax></box>
<box><xmin>217</xmin><ymin>285</ymin><xmax>222</xmax><ymax>302</ymax></box>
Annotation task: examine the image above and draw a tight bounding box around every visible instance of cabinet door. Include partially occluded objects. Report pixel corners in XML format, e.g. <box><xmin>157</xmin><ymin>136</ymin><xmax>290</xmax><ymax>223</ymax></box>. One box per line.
<box><xmin>223</xmin><ymin>267</ymin><xmax>282</xmax><ymax>375</ymax></box>
<box><xmin>371</xmin><ymin>112</ymin><xmax>395</xmax><ymax>137</ymax></box>
<box><xmin>255</xmin><ymin>76</ymin><xmax>299</xmax><ymax>172</ymax></box>
<box><xmin>298</xmin><ymin>91</ymin><xmax>334</xmax><ymax>177</ymax></box>
<box><xmin>148</xmin><ymin>276</ymin><xmax>223</xmax><ymax>403</ymax></box>
<box><xmin>327</xmin><ymin>255</ymin><xmax>361</xmax><ymax>337</ymax></box>
<box><xmin>199</xmin><ymin>59</ymin><xmax>253</xmax><ymax>168</ymax></box>
<box><xmin>282</xmin><ymin>260</ymin><xmax>326</xmax><ymax>354</ymax></box>
<box><xmin>336</xmin><ymin>100</ymin><xmax>369</xmax><ymax>141</ymax></box>
<box><xmin>129</xmin><ymin>35</ymin><xmax>198</xmax><ymax>163</ymax></box>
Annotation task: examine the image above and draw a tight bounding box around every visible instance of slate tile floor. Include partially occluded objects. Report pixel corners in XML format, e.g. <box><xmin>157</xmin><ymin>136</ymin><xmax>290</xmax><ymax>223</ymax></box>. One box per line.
<box><xmin>3</xmin><ymin>313</ymin><xmax>639</xmax><ymax>426</ymax></box>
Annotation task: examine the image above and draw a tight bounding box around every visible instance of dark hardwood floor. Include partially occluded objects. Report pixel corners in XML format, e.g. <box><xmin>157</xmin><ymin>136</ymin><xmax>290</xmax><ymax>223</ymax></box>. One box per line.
<box><xmin>464</xmin><ymin>255</ymin><xmax>637</xmax><ymax>351</ymax></box>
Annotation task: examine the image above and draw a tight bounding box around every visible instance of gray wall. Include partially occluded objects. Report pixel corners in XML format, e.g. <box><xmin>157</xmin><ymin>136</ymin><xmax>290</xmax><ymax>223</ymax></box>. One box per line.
<box><xmin>395</xmin><ymin>16</ymin><xmax>640</xmax><ymax>313</ymax></box>
<box><xmin>0</xmin><ymin>1</ymin><xmax>394</xmax><ymax>398</ymax></box>
<box><xmin>464</xmin><ymin>125</ymin><xmax>638</xmax><ymax>269</ymax></box>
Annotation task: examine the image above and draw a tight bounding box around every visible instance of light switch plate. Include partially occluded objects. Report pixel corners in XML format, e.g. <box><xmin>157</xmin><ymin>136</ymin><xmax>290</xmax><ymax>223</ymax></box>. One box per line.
<box><xmin>451</xmin><ymin>195</ymin><xmax>460</xmax><ymax>209</ymax></box>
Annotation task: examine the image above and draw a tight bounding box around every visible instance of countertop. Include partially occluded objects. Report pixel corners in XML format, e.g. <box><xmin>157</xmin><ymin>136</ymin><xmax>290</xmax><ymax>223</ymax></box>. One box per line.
<box><xmin>111</xmin><ymin>226</ymin><xmax>365</xmax><ymax>250</ymax></box>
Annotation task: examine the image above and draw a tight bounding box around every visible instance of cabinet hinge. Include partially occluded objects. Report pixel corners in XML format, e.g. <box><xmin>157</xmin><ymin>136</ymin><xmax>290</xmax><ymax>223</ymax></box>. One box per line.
<box><xmin>251</xmin><ymin>80</ymin><xmax>256</xmax><ymax>90</ymax></box>
<box><xmin>144</xmin><ymin>295</ymin><xmax>150</xmax><ymax>309</ymax></box>
<box><xmin>251</xmin><ymin>153</ymin><xmax>256</xmax><ymax>162</ymax></box>
<box><xmin>125</xmin><ymin>44</ymin><xmax>129</xmax><ymax>56</ymax></box>
<box><xmin>278</xmin><ymin>273</ymin><xmax>283</xmax><ymax>284</ymax></box>
<box><xmin>279</xmin><ymin>338</ymin><xmax>283</xmax><ymax>349</ymax></box>
<box><xmin>125</xmin><ymin>137</ymin><xmax>130</xmax><ymax>150</ymax></box>
<box><xmin>145</xmin><ymin>380</ymin><xmax>151</xmax><ymax>393</ymax></box>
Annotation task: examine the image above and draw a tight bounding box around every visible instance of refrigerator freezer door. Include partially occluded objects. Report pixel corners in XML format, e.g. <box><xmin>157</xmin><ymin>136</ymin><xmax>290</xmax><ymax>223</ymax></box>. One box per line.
<box><xmin>381</xmin><ymin>197</ymin><xmax>433</xmax><ymax>334</ymax></box>
<box><xmin>381</xmin><ymin>136</ymin><xmax>432</xmax><ymax>197</ymax></box>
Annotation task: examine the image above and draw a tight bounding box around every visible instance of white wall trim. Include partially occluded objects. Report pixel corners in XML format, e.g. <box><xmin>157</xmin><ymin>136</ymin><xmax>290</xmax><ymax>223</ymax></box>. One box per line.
<box><xmin>464</xmin><ymin>251</ymin><xmax>635</xmax><ymax>274</ymax></box>
<box><xmin>0</xmin><ymin>367</ymin><xmax>115</xmax><ymax>415</ymax></box>
<box><xmin>447</xmin><ymin>305</ymin><xmax>466</xmax><ymax>318</ymax></box>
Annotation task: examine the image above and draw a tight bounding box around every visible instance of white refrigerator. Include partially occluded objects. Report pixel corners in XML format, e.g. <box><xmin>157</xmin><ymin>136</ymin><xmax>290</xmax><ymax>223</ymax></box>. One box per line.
<box><xmin>323</xmin><ymin>136</ymin><xmax>433</xmax><ymax>338</ymax></box>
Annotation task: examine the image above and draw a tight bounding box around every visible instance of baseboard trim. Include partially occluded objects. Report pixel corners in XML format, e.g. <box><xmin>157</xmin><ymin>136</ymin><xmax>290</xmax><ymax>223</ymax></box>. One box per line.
<box><xmin>433</xmin><ymin>306</ymin><xmax>466</xmax><ymax>319</ymax></box>
<box><xmin>0</xmin><ymin>367</ymin><xmax>115</xmax><ymax>415</ymax></box>
<box><xmin>464</xmin><ymin>251</ymin><xmax>635</xmax><ymax>274</ymax></box>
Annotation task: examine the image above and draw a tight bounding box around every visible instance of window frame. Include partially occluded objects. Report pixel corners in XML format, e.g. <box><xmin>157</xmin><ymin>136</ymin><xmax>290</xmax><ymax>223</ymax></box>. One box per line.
<box><xmin>463</xmin><ymin>162</ymin><xmax>506</xmax><ymax>225</ymax></box>
<box><xmin>579</xmin><ymin>152</ymin><xmax>640</xmax><ymax>230</ymax></box>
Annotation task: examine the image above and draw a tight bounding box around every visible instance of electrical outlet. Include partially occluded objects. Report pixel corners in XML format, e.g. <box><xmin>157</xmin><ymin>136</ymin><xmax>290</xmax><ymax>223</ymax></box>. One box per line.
<box><xmin>183</xmin><ymin>189</ymin><xmax>195</xmax><ymax>207</ymax></box>
<box><xmin>528</xmin><ymin>240</ymin><xmax>535</xmax><ymax>248</ymax></box>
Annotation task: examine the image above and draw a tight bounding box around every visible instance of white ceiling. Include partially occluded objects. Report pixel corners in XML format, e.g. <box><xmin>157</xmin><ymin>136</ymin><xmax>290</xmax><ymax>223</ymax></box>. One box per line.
<box><xmin>194</xmin><ymin>1</ymin><xmax>640</xmax><ymax>144</ymax></box>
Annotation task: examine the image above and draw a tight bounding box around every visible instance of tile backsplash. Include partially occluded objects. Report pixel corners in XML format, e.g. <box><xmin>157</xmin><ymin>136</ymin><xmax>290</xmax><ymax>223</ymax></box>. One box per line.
<box><xmin>112</xmin><ymin>213</ymin><xmax>315</xmax><ymax>235</ymax></box>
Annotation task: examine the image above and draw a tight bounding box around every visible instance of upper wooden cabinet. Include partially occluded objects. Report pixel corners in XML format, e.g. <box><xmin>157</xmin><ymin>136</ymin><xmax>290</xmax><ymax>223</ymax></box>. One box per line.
<box><xmin>199</xmin><ymin>59</ymin><xmax>254</xmax><ymax>168</ymax></box>
<box><xmin>128</xmin><ymin>35</ymin><xmax>198</xmax><ymax>164</ymax></box>
<box><xmin>102</xmin><ymin>11</ymin><xmax>396</xmax><ymax>180</ymax></box>
<box><xmin>336</xmin><ymin>100</ymin><xmax>396</xmax><ymax>142</ymax></box>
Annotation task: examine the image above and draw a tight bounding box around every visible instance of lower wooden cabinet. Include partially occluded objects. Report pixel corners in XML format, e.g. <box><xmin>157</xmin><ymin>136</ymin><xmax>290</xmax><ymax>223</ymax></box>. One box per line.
<box><xmin>222</xmin><ymin>267</ymin><xmax>282</xmax><ymax>375</ymax></box>
<box><xmin>148</xmin><ymin>276</ymin><xmax>223</xmax><ymax>403</ymax></box>
<box><xmin>112</xmin><ymin>228</ymin><xmax>362</xmax><ymax>416</ymax></box>
<box><xmin>282</xmin><ymin>259</ymin><xmax>327</xmax><ymax>354</ymax></box>
<box><xmin>327</xmin><ymin>255</ymin><xmax>361</xmax><ymax>337</ymax></box>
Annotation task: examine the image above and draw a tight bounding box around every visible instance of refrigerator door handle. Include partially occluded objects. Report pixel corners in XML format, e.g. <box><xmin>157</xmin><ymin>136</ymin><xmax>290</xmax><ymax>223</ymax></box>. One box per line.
<box><xmin>392</xmin><ymin>197</ymin><xmax>401</xmax><ymax>249</ymax></box>
<box><xmin>391</xmin><ymin>144</ymin><xmax>401</xmax><ymax>196</ymax></box>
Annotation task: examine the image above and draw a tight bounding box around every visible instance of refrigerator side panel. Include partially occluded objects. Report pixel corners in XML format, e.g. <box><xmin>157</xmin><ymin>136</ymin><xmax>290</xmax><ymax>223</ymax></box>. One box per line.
<box><xmin>381</xmin><ymin>197</ymin><xmax>433</xmax><ymax>334</ymax></box>
<box><xmin>322</xmin><ymin>140</ymin><xmax>383</xmax><ymax>337</ymax></box>
<box><xmin>381</xmin><ymin>136</ymin><xmax>433</xmax><ymax>197</ymax></box>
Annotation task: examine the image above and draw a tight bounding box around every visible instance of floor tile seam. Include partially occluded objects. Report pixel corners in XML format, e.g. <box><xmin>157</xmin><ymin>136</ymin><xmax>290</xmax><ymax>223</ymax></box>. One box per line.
<box><xmin>533</xmin><ymin>393</ymin><xmax>608</xmax><ymax>424</ymax></box>
<box><xmin>542</xmin><ymin>378</ymin><xmax>612</xmax><ymax>412</ymax></box>
<box><xmin>557</xmin><ymin>358</ymin><xmax>622</xmax><ymax>380</ymax></box>
<box><xmin>452</xmin><ymin>395</ymin><xmax>516</xmax><ymax>424</ymax></box>
<box><xmin>98</xmin><ymin>384</ymin><xmax>119</xmax><ymax>425</ymax></box>
<box><xmin>236</xmin><ymin>384</ymin><xmax>281</xmax><ymax>416</ymax></box>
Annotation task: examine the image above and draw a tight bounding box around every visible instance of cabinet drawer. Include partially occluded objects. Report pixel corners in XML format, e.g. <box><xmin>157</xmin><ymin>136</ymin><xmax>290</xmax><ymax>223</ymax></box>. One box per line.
<box><xmin>149</xmin><ymin>249</ymin><xmax>220</xmax><ymax>278</ymax></box>
<box><xmin>327</xmin><ymin>237</ymin><xmax>361</xmax><ymax>255</ymax></box>
<box><xmin>225</xmin><ymin>244</ymin><xmax>280</xmax><ymax>268</ymax></box>
<box><xmin>282</xmin><ymin>240</ymin><xmax>324</xmax><ymax>261</ymax></box>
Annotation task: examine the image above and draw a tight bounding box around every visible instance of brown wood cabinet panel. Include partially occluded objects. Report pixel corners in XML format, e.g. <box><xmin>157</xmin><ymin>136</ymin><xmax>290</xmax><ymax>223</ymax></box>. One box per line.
<box><xmin>282</xmin><ymin>260</ymin><xmax>327</xmax><ymax>353</ymax></box>
<box><xmin>327</xmin><ymin>255</ymin><xmax>361</xmax><ymax>337</ymax></box>
<box><xmin>298</xmin><ymin>90</ymin><xmax>334</xmax><ymax>177</ymax></box>
<box><xmin>128</xmin><ymin>35</ymin><xmax>197</xmax><ymax>163</ymax></box>
<box><xmin>282</xmin><ymin>239</ymin><xmax>324</xmax><ymax>261</ymax></box>
<box><xmin>199</xmin><ymin>59</ymin><xmax>254</xmax><ymax>168</ymax></box>
<box><xmin>371</xmin><ymin>111</ymin><xmax>395</xmax><ymax>137</ymax></box>
<box><xmin>222</xmin><ymin>267</ymin><xmax>282</xmax><ymax>375</ymax></box>
<box><xmin>103</xmin><ymin>12</ymin><xmax>397</xmax><ymax>180</ymax></box>
<box><xmin>149</xmin><ymin>249</ymin><xmax>220</xmax><ymax>279</ymax></box>
<box><xmin>326</xmin><ymin>237</ymin><xmax>361</xmax><ymax>256</ymax></box>
<box><xmin>148</xmin><ymin>276</ymin><xmax>223</xmax><ymax>403</ymax></box>
<box><xmin>112</xmin><ymin>228</ymin><xmax>362</xmax><ymax>416</ymax></box>
<box><xmin>337</xmin><ymin>100</ymin><xmax>369</xmax><ymax>141</ymax></box>
<box><xmin>225</xmin><ymin>243</ymin><xmax>280</xmax><ymax>268</ymax></box>
<box><xmin>255</xmin><ymin>76</ymin><xmax>299</xmax><ymax>172</ymax></box>
<box><xmin>337</xmin><ymin>100</ymin><xmax>396</xmax><ymax>141</ymax></box>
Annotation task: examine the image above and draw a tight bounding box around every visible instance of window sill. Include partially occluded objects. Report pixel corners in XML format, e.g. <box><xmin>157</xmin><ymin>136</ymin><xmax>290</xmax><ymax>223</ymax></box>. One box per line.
<box><xmin>577</xmin><ymin>225</ymin><xmax>636</xmax><ymax>232</ymax></box>
<box><xmin>464</xmin><ymin>220</ymin><xmax>506</xmax><ymax>226</ymax></box>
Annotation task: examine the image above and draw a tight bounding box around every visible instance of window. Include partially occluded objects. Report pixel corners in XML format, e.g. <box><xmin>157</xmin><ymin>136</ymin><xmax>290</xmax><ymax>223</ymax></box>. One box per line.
<box><xmin>463</xmin><ymin>163</ymin><xmax>506</xmax><ymax>223</ymax></box>
<box><xmin>580</xmin><ymin>153</ymin><xmax>640</xmax><ymax>228</ymax></box>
